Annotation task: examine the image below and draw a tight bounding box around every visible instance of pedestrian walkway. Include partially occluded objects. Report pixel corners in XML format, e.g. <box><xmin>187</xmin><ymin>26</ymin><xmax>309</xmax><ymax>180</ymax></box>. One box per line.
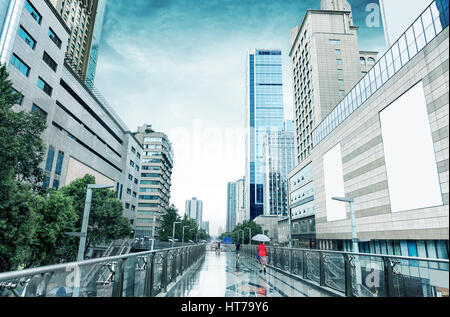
<box><xmin>166</xmin><ymin>251</ymin><xmax>332</xmax><ymax>297</ymax></box>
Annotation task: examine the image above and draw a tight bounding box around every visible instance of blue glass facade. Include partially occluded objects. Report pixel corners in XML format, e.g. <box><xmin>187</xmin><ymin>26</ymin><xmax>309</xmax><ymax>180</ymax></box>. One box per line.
<box><xmin>86</xmin><ymin>0</ymin><xmax>107</xmax><ymax>87</ymax></box>
<box><xmin>246</xmin><ymin>50</ymin><xmax>285</xmax><ymax>220</ymax></box>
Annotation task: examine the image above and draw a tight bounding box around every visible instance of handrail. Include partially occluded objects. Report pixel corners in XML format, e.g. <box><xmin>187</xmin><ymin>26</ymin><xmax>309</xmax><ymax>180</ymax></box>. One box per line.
<box><xmin>0</xmin><ymin>245</ymin><xmax>200</xmax><ymax>282</ymax></box>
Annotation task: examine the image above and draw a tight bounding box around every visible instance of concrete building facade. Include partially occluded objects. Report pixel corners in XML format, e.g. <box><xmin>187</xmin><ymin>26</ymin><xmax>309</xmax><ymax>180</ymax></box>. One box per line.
<box><xmin>289</xmin><ymin>0</ymin><xmax>378</xmax><ymax>165</ymax></box>
<box><xmin>289</xmin><ymin>0</ymin><xmax>449</xmax><ymax>259</ymax></box>
<box><xmin>1</xmin><ymin>0</ymin><xmax>145</xmax><ymax>231</ymax></box>
<box><xmin>134</xmin><ymin>124</ymin><xmax>174</xmax><ymax>238</ymax></box>
<box><xmin>49</xmin><ymin>0</ymin><xmax>107</xmax><ymax>84</ymax></box>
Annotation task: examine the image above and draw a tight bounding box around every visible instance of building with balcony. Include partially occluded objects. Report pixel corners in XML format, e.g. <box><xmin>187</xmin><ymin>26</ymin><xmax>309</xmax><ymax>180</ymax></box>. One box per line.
<box><xmin>134</xmin><ymin>124</ymin><xmax>173</xmax><ymax>238</ymax></box>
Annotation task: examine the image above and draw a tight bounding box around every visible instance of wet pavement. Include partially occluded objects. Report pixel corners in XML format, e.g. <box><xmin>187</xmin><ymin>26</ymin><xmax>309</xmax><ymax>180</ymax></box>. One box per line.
<box><xmin>166</xmin><ymin>251</ymin><xmax>332</xmax><ymax>297</ymax></box>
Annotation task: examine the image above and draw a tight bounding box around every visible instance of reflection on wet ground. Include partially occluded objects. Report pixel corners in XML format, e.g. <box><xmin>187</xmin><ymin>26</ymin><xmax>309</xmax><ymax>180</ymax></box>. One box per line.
<box><xmin>166</xmin><ymin>251</ymin><xmax>332</xmax><ymax>297</ymax></box>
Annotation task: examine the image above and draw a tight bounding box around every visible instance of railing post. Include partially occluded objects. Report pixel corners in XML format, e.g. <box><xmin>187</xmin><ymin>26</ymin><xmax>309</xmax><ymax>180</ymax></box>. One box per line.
<box><xmin>171</xmin><ymin>250</ymin><xmax>177</xmax><ymax>283</ymax></box>
<box><xmin>161</xmin><ymin>251</ymin><xmax>168</xmax><ymax>292</ymax></box>
<box><xmin>143</xmin><ymin>253</ymin><xmax>155</xmax><ymax>297</ymax></box>
<box><xmin>383</xmin><ymin>256</ymin><xmax>396</xmax><ymax>297</ymax></box>
<box><xmin>303</xmin><ymin>251</ymin><xmax>307</xmax><ymax>279</ymax></box>
<box><xmin>180</xmin><ymin>248</ymin><xmax>184</xmax><ymax>275</ymax></box>
<box><xmin>289</xmin><ymin>248</ymin><xmax>294</xmax><ymax>274</ymax></box>
<box><xmin>343</xmin><ymin>253</ymin><xmax>354</xmax><ymax>297</ymax></box>
<box><xmin>112</xmin><ymin>259</ymin><xmax>125</xmax><ymax>297</ymax></box>
<box><xmin>124</xmin><ymin>258</ymin><xmax>136</xmax><ymax>297</ymax></box>
<box><xmin>319</xmin><ymin>251</ymin><xmax>326</xmax><ymax>287</ymax></box>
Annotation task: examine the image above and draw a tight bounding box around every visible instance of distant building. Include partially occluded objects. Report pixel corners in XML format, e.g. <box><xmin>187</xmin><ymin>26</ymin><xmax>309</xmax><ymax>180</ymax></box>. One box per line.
<box><xmin>245</xmin><ymin>49</ymin><xmax>285</xmax><ymax>221</ymax></box>
<box><xmin>185</xmin><ymin>197</ymin><xmax>203</xmax><ymax>228</ymax></box>
<box><xmin>201</xmin><ymin>221</ymin><xmax>210</xmax><ymax>234</ymax></box>
<box><xmin>263</xmin><ymin>121</ymin><xmax>295</xmax><ymax>217</ymax></box>
<box><xmin>134</xmin><ymin>124</ymin><xmax>174</xmax><ymax>238</ymax></box>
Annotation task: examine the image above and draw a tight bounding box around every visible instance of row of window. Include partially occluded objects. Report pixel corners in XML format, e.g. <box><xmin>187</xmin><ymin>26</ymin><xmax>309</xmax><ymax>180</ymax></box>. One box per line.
<box><xmin>312</xmin><ymin>1</ymin><xmax>447</xmax><ymax>147</ymax></box>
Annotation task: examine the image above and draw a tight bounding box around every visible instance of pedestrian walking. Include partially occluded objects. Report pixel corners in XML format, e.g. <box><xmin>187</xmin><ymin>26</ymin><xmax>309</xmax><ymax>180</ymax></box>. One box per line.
<box><xmin>257</xmin><ymin>242</ymin><xmax>267</xmax><ymax>273</ymax></box>
<box><xmin>235</xmin><ymin>242</ymin><xmax>241</xmax><ymax>259</ymax></box>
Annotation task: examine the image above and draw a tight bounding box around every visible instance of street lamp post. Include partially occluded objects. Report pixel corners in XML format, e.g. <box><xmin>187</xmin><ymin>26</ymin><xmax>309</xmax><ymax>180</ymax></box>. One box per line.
<box><xmin>172</xmin><ymin>221</ymin><xmax>181</xmax><ymax>248</ymax></box>
<box><xmin>245</xmin><ymin>227</ymin><xmax>251</xmax><ymax>245</ymax></box>
<box><xmin>77</xmin><ymin>184</ymin><xmax>115</xmax><ymax>262</ymax></box>
<box><xmin>72</xmin><ymin>184</ymin><xmax>114</xmax><ymax>297</ymax></box>
<box><xmin>238</xmin><ymin>230</ymin><xmax>244</xmax><ymax>244</ymax></box>
<box><xmin>182</xmin><ymin>226</ymin><xmax>190</xmax><ymax>245</ymax></box>
<box><xmin>332</xmin><ymin>196</ymin><xmax>361</xmax><ymax>296</ymax></box>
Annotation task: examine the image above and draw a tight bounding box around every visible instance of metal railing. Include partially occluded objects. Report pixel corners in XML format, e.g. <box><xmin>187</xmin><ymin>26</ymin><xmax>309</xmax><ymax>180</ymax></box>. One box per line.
<box><xmin>0</xmin><ymin>244</ymin><xmax>205</xmax><ymax>297</ymax></box>
<box><xmin>242</xmin><ymin>245</ymin><xmax>449</xmax><ymax>297</ymax></box>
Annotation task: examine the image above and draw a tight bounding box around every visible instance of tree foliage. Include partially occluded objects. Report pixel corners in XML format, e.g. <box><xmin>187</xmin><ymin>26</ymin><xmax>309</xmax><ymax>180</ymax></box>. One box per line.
<box><xmin>60</xmin><ymin>174</ymin><xmax>132</xmax><ymax>259</ymax></box>
<box><xmin>219</xmin><ymin>220</ymin><xmax>262</xmax><ymax>244</ymax></box>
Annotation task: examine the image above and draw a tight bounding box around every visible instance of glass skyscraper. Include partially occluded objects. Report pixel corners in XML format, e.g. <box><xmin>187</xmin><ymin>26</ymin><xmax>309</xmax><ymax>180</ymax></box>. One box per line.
<box><xmin>245</xmin><ymin>49</ymin><xmax>285</xmax><ymax>220</ymax></box>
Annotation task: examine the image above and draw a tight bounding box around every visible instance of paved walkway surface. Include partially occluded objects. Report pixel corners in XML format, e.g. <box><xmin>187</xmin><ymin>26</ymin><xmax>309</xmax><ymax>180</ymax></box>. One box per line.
<box><xmin>166</xmin><ymin>251</ymin><xmax>332</xmax><ymax>297</ymax></box>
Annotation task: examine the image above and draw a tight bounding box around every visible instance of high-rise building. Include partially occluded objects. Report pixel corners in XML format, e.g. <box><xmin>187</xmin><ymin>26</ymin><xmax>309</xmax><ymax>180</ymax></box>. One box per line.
<box><xmin>1</xmin><ymin>0</ymin><xmax>143</xmax><ymax>231</ymax></box>
<box><xmin>226</xmin><ymin>182</ymin><xmax>237</xmax><ymax>232</ymax></box>
<box><xmin>134</xmin><ymin>124</ymin><xmax>174</xmax><ymax>238</ymax></box>
<box><xmin>263</xmin><ymin>121</ymin><xmax>295</xmax><ymax>217</ymax></box>
<box><xmin>49</xmin><ymin>0</ymin><xmax>106</xmax><ymax>84</ymax></box>
<box><xmin>245</xmin><ymin>49</ymin><xmax>285</xmax><ymax>220</ymax></box>
<box><xmin>289</xmin><ymin>0</ymin><xmax>378</xmax><ymax>165</ymax></box>
<box><xmin>185</xmin><ymin>197</ymin><xmax>203</xmax><ymax>228</ymax></box>
<box><xmin>201</xmin><ymin>221</ymin><xmax>209</xmax><ymax>234</ymax></box>
<box><xmin>289</xmin><ymin>0</ymin><xmax>449</xmax><ymax>258</ymax></box>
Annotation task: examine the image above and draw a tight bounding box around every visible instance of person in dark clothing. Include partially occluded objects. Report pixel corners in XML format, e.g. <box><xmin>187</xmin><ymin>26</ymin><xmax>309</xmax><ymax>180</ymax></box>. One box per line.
<box><xmin>235</xmin><ymin>242</ymin><xmax>241</xmax><ymax>259</ymax></box>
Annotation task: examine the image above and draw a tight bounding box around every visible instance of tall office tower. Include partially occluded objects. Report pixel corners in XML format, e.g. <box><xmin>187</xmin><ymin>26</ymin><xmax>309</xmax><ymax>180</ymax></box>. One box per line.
<box><xmin>185</xmin><ymin>197</ymin><xmax>203</xmax><ymax>228</ymax></box>
<box><xmin>226</xmin><ymin>182</ymin><xmax>237</xmax><ymax>232</ymax></box>
<box><xmin>245</xmin><ymin>49</ymin><xmax>285</xmax><ymax>220</ymax></box>
<box><xmin>49</xmin><ymin>0</ymin><xmax>106</xmax><ymax>84</ymax></box>
<box><xmin>263</xmin><ymin>121</ymin><xmax>295</xmax><ymax>217</ymax></box>
<box><xmin>290</xmin><ymin>0</ymin><xmax>378</xmax><ymax>164</ymax></box>
<box><xmin>201</xmin><ymin>221</ymin><xmax>210</xmax><ymax>234</ymax></box>
<box><xmin>236</xmin><ymin>177</ymin><xmax>246</xmax><ymax>224</ymax></box>
<box><xmin>134</xmin><ymin>124</ymin><xmax>174</xmax><ymax>238</ymax></box>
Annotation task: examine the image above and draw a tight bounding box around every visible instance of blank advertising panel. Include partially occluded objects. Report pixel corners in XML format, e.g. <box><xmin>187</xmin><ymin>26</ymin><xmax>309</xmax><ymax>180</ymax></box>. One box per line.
<box><xmin>323</xmin><ymin>143</ymin><xmax>347</xmax><ymax>222</ymax></box>
<box><xmin>380</xmin><ymin>81</ymin><xmax>443</xmax><ymax>213</ymax></box>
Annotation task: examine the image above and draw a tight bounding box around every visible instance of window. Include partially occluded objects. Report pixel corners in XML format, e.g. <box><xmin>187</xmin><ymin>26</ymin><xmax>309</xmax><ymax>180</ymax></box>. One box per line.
<box><xmin>42</xmin><ymin>175</ymin><xmax>50</xmax><ymax>189</ymax></box>
<box><xmin>31</xmin><ymin>104</ymin><xmax>47</xmax><ymax>119</ymax></box>
<box><xmin>339</xmin><ymin>90</ymin><xmax>345</xmax><ymax>96</ymax></box>
<box><xmin>125</xmin><ymin>203</ymin><xmax>130</xmax><ymax>209</ymax></box>
<box><xmin>336</xmin><ymin>49</ymin><xmax>341</xmax><ymax>55</ymax></box>
<box><xmin>128</xmin><ymin>174</ymin><xmax>133</xmax><ymax>181</ymax></box>
<box><xmin>127</xmin><ymin>188</ymin><xmax>132</xmax><ymax>195</ymax></box>
<box><xmin>367</xmin><ymin>57</ymin><xmax>375</xmax><ymax>66</ymax></box>
<box><xmin>18</xmin><ymin>26</ymin><xmax>36</xmax><ymax>49</ymax></box>
<box><xmin>37</xmin><ymin>77</ymin><xmax>52</xmax><ymax>96</ymax></box>
<box><xmin>337</xmin><ymin>69</ymin><xmax>343</xmax><ymax>75</ymax></box>
<box><xmin>338</xmin><ymin>79</ymin><xmax>344</xmax><ymax>86</ymax></box>
<box><xmin>131</xmin><ymin>146</ymin><xmax>136</xmax><ymax>153</ymax></box>
<box><xmin>54</xmin><ymin>151</ymin><xmax>64</xmax><ymax>176</ymax></box>
<box><xmin>11</xmin><ymin>54</ymin><xmax>30</xmax><ymax>77</ymax></box>
<box><xmin>134</xmin><ymin>178</ymin><xmax>138</xmax><ymax>184</ymax></box>
<box><xmin>52</xmin><ymin>178</ymin><xmax>60</xmax><ymax>190</ymax></box>
<box><xmin>130</xmin><ymin>160</ymin><xmax>135</xmax><ymax>167</ymax></box>
<box><xmin>25</xmin><ymin>1</ymin><xmax>42</xmax><ymax>24</ymax></box>
<box><xmin>329</xmin><ymin>39</ymin><xmax>340</xmax><ymax>45</ymax></box>
<box><xmin>12</xmin><ymin>88</ymin><xmax>24</xmax><ymax>105</ymax></box>
<box><xmin>360</xmin><ymin>57</ymin><xmax>366</xmax><ymax>65</ymax></box>
<box><xmin>45</xmin><ymin>147</ymin><xmax>55</xmax><ymax>172</ymax></box>
<box><xmin>42</xmin><ymin>52</ymin><xmax>58</xmax><ymax>72</ymax></box>
<box><xmin>336</xmin><ymin>59</ymin><xmax>342</xmax><ymax>65</ymax></box>
<box><xmin>48</xmin><ymin>28</ymin><xmax>62</xmax><ymax>49</ymax></box>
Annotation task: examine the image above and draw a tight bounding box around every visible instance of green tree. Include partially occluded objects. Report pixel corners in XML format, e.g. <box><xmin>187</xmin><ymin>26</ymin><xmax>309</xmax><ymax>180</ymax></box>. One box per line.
<box><xmin>219</xmin><ymin>220</ymin><xmax>263</xmax><ymax>244</ymax></box>
<box><xmin>157</xmin><ymin>205</ymin><xmax>181</xmax><ymax>241</ymax></box>
<box><xmin>0</xmin><ymin>64</ymin><xmax>46</xmax><ymax>186</ymax></box>
<box><xmin>0</xmin><ymin>64</ymin><xmax>47</xmax><ymax>272</ymax></box>
<box><xmin>27</xmin><ymin>190</ymin><xmax>79</xmax><ymax>267</ymax></box>
<box><xmin>60</xmin><ymin>174</ymin><xmax>132</xmax><ymax>260</ymax></box>
<box><xmin>0</xmin><ymin>182</ymin><xmax>39</xmax><ymax>272</ymax></box>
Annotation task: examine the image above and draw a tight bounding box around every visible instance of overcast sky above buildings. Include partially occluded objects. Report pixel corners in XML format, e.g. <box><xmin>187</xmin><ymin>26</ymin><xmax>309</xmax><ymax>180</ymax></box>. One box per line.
<box><xmin>94</xmin><ymin>0</ymin><xmax>387</xmax><ymax>236</ymax></box>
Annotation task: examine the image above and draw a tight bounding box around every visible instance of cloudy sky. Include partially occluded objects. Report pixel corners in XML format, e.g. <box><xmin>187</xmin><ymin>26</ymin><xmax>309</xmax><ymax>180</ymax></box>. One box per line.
<box><xmin>94</xmin><ymin>0</ymin><xmax>386</xmax><ymax>236</ymax></box>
